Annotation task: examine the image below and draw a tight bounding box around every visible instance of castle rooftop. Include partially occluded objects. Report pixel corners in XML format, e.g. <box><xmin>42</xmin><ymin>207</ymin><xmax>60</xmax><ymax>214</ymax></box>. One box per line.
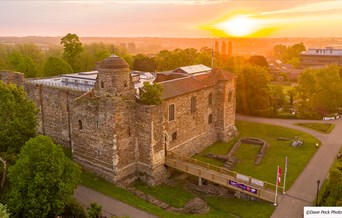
<box><xmin>98</xmin><ymin>54</ymin><xmax>129</xmax><ymax>69</ymax></box>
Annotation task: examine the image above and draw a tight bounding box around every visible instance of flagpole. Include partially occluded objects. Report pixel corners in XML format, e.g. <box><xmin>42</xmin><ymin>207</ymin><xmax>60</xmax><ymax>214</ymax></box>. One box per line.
<box><xmin>274</xmin><ymin>165</ymin><xmax>279</xmax><ymax>206</ymax></box>
<box><xmin>283</xmin><ymin>156</ymin><xmax>288</xmax><ymax>194</ymax></box>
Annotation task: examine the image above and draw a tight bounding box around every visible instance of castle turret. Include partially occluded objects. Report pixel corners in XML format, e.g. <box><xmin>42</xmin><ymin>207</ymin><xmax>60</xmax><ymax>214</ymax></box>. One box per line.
<box><xmin>94</xmin><ymin>55</ymin><xmax>135</xmax><ymax>98</ymax></box>
<box><xmin>72</xmin><ymin>55</ymin><xmax>137</xmax><ymax>184</ymax></box>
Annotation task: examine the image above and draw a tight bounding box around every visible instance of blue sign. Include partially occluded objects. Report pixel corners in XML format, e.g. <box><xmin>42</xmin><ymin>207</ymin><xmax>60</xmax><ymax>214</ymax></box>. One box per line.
<box><xmin>228</xmin><ymin>180</ymin><xmax>258</xmax><ymax>194</ymax></box>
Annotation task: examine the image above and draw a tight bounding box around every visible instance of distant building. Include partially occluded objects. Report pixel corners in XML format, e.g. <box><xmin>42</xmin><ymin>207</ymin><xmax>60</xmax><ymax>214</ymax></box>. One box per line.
<box><xmin>300</xmin><ymin>47</ymin><xmax>342</xmax><ymax>67</ymax></box>
<box><xmin>268</xmin><ymin>59</ymin><xmax>303</xmax><ymax>81</ymax></box>
<box><xmin>173</xmin><ymin>64</ymin><xmax>211</xmax><ymax>75</ymax></box>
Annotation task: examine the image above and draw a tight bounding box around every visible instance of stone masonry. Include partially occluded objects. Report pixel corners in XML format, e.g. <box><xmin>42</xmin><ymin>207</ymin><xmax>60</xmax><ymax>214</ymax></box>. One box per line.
<box><xmin>0</xmin><ymin>55</ymin><xmax>238</xmax><ymax>186</ymax></box>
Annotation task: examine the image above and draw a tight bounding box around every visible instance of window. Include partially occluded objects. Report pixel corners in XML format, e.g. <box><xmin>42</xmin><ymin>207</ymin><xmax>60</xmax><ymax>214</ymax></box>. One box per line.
<box><xmin>78</xmin><ymin>120</ymin><xmax>83</xmax><ymax>130</ymax></box>
<box><xmin>191</xmin><ymin>96</ymin><xmax>197</xmax><ymax>113</ymax></box>
<box><xmin>208</xmin><ymin>114</ymin><xmax>213</xmax><ymax>124</ymax></box>
<box><xmin>172</xmin><ymin>132</ymin><xmax>177</xmax><ymax>141</ymax></box>
<box><xmin>208</xmin><ymin>93</ymin><xmax>212</xmax><ymax>106</ymax></box>
<box><xmin>85</xmin><ymin>81</ymin><xmax>89</xmax><ymax>85</ymax></box>
<box><xmin>228</xmin><ymin>91</ymin><xmax>233</xmax><ymax>103</ymax></box>
<box><xmin>96</xmin><ymin>121</ymin><xmax>99</xmax><ymax>128</ymax></box>
<box><xmin>101</xmin><ymin>81</ymin><xmax>104</xmax><ymax>88</ymax></box>
<box><xmin>169</xmin><ymin>104</ymin><xmax>175</xmax><ymax>121</ymax></box>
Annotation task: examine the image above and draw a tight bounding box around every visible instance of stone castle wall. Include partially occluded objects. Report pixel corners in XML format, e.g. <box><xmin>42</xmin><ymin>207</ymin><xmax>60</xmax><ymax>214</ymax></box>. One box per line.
<box><xmin>0</xmin><ymin>63</ymin><xmax>238</xmax><ymax>186</ymax></box>
<box><xmin>163</xmin><ymin>87</ymin><xmax>218</xmax><ymax>157</ymax></box>
<box><xmin>0</xmin><ymin>71</ymin><xmax>25</xmax><ymax>87</ymax></box>
<box><xmin>135</xmin><ymin>104</ymin><xmax>168</xmax><ymax>185</ymax></box>
<box><xmin>215</xmin><ymin>79</ymin><xmax>238</xmax><ymax>142</ymax></box>
<box><xmin>24</xmin><ymin>82</ymin><xmax>85</xmax><ymax>147</ymax></box>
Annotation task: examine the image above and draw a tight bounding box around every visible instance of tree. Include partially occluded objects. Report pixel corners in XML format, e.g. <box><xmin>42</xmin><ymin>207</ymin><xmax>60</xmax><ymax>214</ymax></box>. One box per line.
<box><xmin>272</xmin><ymin>43</ymin><xmax>306</xmax><ymax>67</ymax></box>
<box><xmin>0</xmin><ymin>82</ymin><xmax>37</xmax><ymax>153</ymax></box>
<box><xmin>236</xmin><ymin>64</ymin><xmax>272</xmax><ymax>116</ymax></box>
<box><xmin>195</xmin><ymin>47</ymin><xmax>212</xmax><ymax>67</ymax></box>
<box><xmin>61</xmin><ymin>198</ymin><xmax>87</xmax><ymax>218</ymax></box>
<box><xmin>273</xmin><ymin>44</ymin><xmax>287</xmax><ymax>60</ymax></box>
<box><xmin>61</xmin><ymin>33</ymin><xmax>83</xmax><ymax>72</ymax></box>
<box><xmin>140</xmin><ymin>82</ymin><xmax>163</xmax><ymax>105</ymax></box>
<box><xmin>248</xmin><ymin>55</ymin><xmax>268</xmax><ymax>67</ymax></box>
<box><xmin>8</xmin><ymin>136</ymin><xmax>81</xmax><ymax>218</ymax></box>
<box><xmin>287</xmin><ymin>57</ymin><xmax>300</xmax><ymax>68</ymax></box>
<box><xmin>132</xmin><ymin>54</ymin><xmax>156</xmax><ymax>72</ymax></box>
<box><xmin>87</xmin><ymin>202</ymin><xmax>102</xmax><ymax>218</ymax></box>
<box><xmin>8</xmin><ymin>52</ymin><xmax>38</xmax><ymax>78</ymax></box>
<box><xmin>78</xmin><ymin>42</ymin><xmax>111</xmax><ymax>72</ymax></box>
<box><xmin>295</xmin><ymin>65</ymin><xmax>342</xmax><ymax>118</ymax></box>
<box><xmin>0</xmin><ymin>203</ymin><xmax>10</xmax><ymax>218</ymax></box>
<box><xmin>319</xmin><ymin>168</ymin><xmax>342</xmax><ymax>206</ymax></box>
<box><xmin>42</xmin><ymin>57</ymin><xmax>73</xmax><ymax>77</ymax></box>
<box><xmin>269</xmin><ymin>85</ymin><xmax>285</xmax><ymax>114</ymax></box>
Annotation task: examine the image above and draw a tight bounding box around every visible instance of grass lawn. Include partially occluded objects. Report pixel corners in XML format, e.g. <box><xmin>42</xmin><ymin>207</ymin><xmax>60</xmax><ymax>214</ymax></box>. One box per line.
<box><xmin>205</xmin><ymin>196</ymin><xmax>274</xmax><ymax>218</ymax></box>
<box><xmin>80</xmin><ymin>171</ymin><xmax>275</xmax><ymax>218</ymax></box>
<box><xmin>193</xmin><ymin>120</ymin><xmax>320</xmax><ymax>190</ymax></box>
<box><xmin>133</xmin><ymin>182</ymin><xmax>194</xmax><ymax>208</ymax></box>
<box><xmin>295</xmin><ymin>123</ymin><xmax>335</xmax><ymax>134</ymax></box>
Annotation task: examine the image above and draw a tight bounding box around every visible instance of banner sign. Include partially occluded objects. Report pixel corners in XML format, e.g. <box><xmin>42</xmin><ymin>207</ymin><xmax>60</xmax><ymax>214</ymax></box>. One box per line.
<box><xmin>228</xmin><ymin>180</ymin><xmax>258</xmax><ymax>194</ymax></box>
<box><xmin>251</xmin><ymin>178</ymin><xmax>264</xmax><ymax>187</ymax></box>
<box><xmin>236</xmin><ymin>173</ymin><xmax>249</xmax><ymax>182</ymax></box>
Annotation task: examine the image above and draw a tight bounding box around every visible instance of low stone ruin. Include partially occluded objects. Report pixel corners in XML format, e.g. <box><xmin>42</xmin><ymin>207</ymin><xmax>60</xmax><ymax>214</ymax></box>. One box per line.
<box><xmin>127</xmin><ymin>186</ymin><xmax>210</xmax><ymax>215</ymax></box>
<box><xmin>204</xmin><ymin>137</ymin><xmax>268</xmax><ymax>170</ymax></box>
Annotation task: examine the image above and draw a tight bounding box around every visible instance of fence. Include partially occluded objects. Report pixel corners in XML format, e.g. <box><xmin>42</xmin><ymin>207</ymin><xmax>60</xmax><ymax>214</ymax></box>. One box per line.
<box><xmin>166</xmin><ymin>151</ymin><xmax>283</xmax><ymax>203</ymax></box>
<box><xmin>27</xmin><ymin>80</ymin><xmax>92</xmax><ymax>92</ymax></box>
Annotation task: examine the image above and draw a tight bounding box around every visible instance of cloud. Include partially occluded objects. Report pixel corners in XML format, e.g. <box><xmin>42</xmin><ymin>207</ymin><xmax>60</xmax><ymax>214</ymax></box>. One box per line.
<box><xmin>60</xmin><ymin>0</ymin><xmax>231</xmax><ymax>5</ymax></box>
<box><xmin>259</xmin><ymin>0</ymin><xmax>342</xmax><ymax>16</ymax></box>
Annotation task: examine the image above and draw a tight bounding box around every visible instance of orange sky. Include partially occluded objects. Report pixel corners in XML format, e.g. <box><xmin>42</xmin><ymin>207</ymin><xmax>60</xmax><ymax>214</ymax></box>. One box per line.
<box><xmin>1</xmin><ymin>0</ymin><xmax>342</xmax><ymax>38</ymax></box>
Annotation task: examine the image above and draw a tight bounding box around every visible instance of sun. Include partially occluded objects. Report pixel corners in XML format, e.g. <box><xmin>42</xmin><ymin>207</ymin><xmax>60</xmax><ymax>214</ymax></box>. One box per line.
<box><xmin>215</xmin><ymin>15</ymin><xmax>259</xmax><ymax>37</ymax></box>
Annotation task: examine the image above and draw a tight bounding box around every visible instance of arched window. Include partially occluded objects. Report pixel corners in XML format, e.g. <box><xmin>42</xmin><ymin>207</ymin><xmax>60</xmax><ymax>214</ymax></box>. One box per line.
<box><xmin>78</xmin><ymin>120</ymin><xmax>83</xmax><ymax>130</ymax></box>
<box><xmin>169</xmin><ymin>104</ymin><xmax>175</xmax><ymax>121</ymax></box>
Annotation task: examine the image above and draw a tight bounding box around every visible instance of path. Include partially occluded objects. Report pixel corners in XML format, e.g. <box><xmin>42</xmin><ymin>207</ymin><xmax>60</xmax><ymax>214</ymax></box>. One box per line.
<box><xmin>236</xmin><ymin>114</ymin><xmax>342</xmax><ymax>218</ymax></box>
<box><xmin>74</xmin><ymin>185</ymin><xmax>158</xmax><ymax>218</ymax></box>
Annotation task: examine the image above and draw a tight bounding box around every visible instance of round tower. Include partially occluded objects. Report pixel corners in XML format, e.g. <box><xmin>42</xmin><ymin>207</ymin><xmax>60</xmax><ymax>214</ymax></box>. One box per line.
<box><xmin>94</xmin><ymin>55</ymin><xmax>135</xmax><ymax>98</ymax></box>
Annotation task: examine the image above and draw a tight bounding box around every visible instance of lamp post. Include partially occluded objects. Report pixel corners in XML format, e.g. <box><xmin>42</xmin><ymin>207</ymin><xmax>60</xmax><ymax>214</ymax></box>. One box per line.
<box><xmin>316</xmin><ymin>179</ymin><xmax>320</xmax><ymax>206</ymax></box>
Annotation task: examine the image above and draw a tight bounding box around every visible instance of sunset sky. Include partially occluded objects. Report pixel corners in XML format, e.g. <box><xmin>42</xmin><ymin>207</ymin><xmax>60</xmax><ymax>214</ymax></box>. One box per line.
<box><xmin>1</xmin><ymin>0</ymin><xmax>342</xmax><ymax>38</ymax></box>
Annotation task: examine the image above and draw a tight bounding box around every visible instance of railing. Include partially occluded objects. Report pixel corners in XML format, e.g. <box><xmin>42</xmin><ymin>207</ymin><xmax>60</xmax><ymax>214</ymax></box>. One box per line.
<box><xmin>166</xmin><ymin>151</ymin><xmax>283</xmax><ymax>203</ymax></box>
<box><xmin>27</xmin><ymin>80</ymin><xmax>92</xmax><ymax>92</ymax></box>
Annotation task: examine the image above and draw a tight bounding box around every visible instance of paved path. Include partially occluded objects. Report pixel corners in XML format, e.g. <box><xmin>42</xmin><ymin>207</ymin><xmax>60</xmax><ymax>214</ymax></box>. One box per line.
<box><xmin>74</xmin><ymin>185</ymin><xmax>158</xmax><ymax>218</ymax></box>
<box><xmin>236</xmin><ymin>114</ymin><xmax>342</xmax><ymax>218</ymax></box>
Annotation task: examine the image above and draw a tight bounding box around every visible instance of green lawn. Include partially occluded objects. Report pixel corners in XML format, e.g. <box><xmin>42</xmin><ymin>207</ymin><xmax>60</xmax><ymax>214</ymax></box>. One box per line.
<box><xmin>193</xmin><ymin>120</ymin><xmax>320</xmax><ymax>190</ymax></box>
<box><xmin>134</xmin><ymin>182</ymin><xmax>194</xmax><ymax>208</ymax></box>
<box><xmin>206</xmin><ymin>196</ymin><xmax>274</xmax><ymax>218</ymax></box>
<box><xmin>80</xmin><ymin>171</ymin><xmax>274</xmax><ymax>218</ymax></box>
<box><xmin>295</xmin><ymin>123</ymin><xmax>335</xmax><ymax>134</ymax></box>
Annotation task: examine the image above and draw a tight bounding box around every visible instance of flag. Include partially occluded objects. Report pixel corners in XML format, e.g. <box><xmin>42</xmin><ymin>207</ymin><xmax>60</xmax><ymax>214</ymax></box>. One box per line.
<box><xmin>277</xmin><ymin>166</ymin><xmax>282</xmax><ymax>186</ymax></box>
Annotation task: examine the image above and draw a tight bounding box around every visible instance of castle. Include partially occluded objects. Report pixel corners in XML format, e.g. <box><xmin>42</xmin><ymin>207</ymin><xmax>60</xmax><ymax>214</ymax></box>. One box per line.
<box><xmin>0</xmin><ymin>55</ymin><xmax>238</xmax><ymax>185</ymax></box>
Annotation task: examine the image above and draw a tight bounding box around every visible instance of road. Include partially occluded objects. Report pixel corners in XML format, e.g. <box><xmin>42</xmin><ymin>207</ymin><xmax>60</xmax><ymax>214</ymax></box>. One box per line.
<box><xmin>236</xmin><ymin>114</ymin><xmax>342</xmax><ymax>218</ymax></box>
<box><xmin>74</xmin><ymin>185</ymin><xmax>158</xmax><ymax>218</ymax></box>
